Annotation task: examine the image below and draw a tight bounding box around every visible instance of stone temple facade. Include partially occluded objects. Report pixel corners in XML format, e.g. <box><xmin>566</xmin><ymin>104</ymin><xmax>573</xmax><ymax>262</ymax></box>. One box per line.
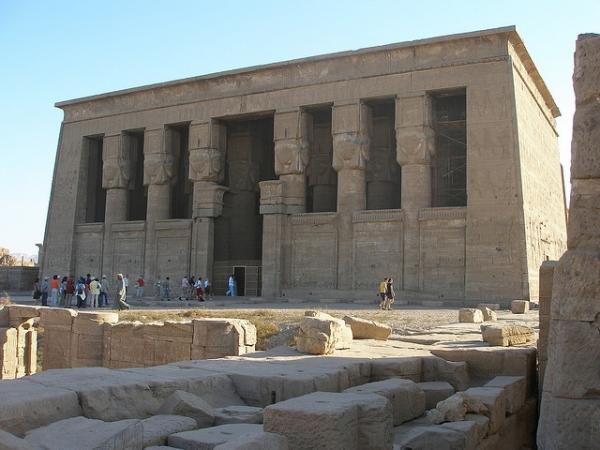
<box><xmin>42</xmin><ymin>26</ymin><xmax>566</xmax><ymax>304</ymax></box>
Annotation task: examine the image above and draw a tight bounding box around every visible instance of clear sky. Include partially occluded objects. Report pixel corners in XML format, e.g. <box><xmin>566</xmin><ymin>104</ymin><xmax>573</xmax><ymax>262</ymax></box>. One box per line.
<box><xmin>0</xmin><ymin>0</ymin><xmax>597</xmax><ymax>255</ymax></box>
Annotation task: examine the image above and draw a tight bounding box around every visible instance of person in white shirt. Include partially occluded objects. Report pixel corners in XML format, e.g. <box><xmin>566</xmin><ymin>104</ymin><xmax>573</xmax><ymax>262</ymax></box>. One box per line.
<box><xmin>179</xmin><ymin>276</ymin><xmax>190</xmax><ymax>301</ymax></box>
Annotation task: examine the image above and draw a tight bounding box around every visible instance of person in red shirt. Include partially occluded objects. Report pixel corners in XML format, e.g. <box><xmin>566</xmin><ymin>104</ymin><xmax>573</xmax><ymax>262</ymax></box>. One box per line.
<box><xmin>49</xmin><ymin>275</ymin><xmax>60</xmax><ymax>306</ymax></box>
<box><xmin>135</xmin><ymin>275</ymin><xmax>145</xmax><ymax>298</ymax></box>
<box><xmin>65</xmin><ymin>276</ymin><xmax>75</xmax><ymax>307</ymax></box>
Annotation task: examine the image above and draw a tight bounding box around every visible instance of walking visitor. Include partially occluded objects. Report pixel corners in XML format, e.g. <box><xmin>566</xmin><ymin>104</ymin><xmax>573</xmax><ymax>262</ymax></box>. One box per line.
<box><xmin>50</xmin><ymin>275</ymin><xmax>59</xmax><ymax>305</ymax></box>
<box><xmin>116</xmin><ymin>273</ymin><xmax>131</xmax><ymax>310</ymax></box>
<box><xmin>135</xmin><ymin>275</ymin><xmax>145</xmax><ymax>298</ymax></box>
<box><xmin>100</xmin><ymin>275</ymin><xmax>109</xmax><ymax>307</ymax></box>
<box><xmin>378</xmin><ymin>277</ymin><xmax>388</xmax><ymax>309</ymax></box>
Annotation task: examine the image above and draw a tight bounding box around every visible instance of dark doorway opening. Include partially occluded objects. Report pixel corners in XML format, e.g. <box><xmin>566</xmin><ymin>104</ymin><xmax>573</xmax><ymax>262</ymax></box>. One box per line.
<box><xmin>167</xmin><ymin>123</ymin><xmax>192</xmax><ymax>219</ymax></box>
<box><xmin>234</xmin><ymin>266</ymin><xmax>246</xmax><ymax>296</ymax></box>
<box><xmin>124</xmin><ymin>130</ymin><xmax>147</xmax><ymax>220</ymax></box>
<box><xmin>83</xmin><ymin>135</ymin><xmax>106</xmax><ymax>223</ymax></box>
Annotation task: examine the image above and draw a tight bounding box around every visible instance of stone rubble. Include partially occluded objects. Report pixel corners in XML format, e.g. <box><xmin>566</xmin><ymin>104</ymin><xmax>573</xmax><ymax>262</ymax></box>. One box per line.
<box><xmin>343</xmin><ymin>315</ymin><xmax>392</xmax><ymax>340</ymax></box>
<box><xmin>510</xmin><ymin>300</ymin><xmax>529</xmax><ymax>314</ymax></box>
<box><xmin>458</xmin><ymin>308</ymin><xmax>483</xmax><ymax>323</ymax></box>
<box><xmin>478</xmin><ymin>306</ymin><xmax>497</xmax><ymax>322</ymax></box>
<box><xmin>480</xmin><ymin>323</ymin><xmax>535</xmax><ymax>347</ymax></box>
<box><xmin>295</xmin><ymin>311</ymin><xmax>352</xmax><ymax>354</ymax></box>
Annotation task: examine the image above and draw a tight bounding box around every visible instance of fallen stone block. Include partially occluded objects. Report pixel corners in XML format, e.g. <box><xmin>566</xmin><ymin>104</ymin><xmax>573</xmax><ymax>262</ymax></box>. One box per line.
<box><xmin>213</xmin><ymin>432</ymin><xmax>289</xmax><ymax>450</ymax></box>
<box><xmin>0</xmin><ymin>429</ymin><xmax>38</xmax><ymax>450</ymax></box>
<box><xmin>511</xmin><ymin>300</ymin><xmax>529</xmax><ymax>314</ymax></box>
<box><xmin>263</xmin><ymin>391</ymin><xmax>393</xmax><ymax>450</ymax></box>
<box><xmin>481</xmin><ymin>324</ymin><xmax>535</xmax><ymax>347</ymax></box>
<box><xmin>345</xmin><ymin>378</ymin><xmax>425</xmax><ymax>425</ymax></box>
<box><xmin>478</xmin><ymin>306</ymin><xmax>497</xmax><ymax>322</ymax></box>
<box><xmin>158</xmin><ymin>390</ymin><xmax>215</xmax><ymax>427</ymax></box>
<box><xmin>484</xmin><ymin>376</ymin><xmax>526</xmax><ymax>414</ymax></box>
<box><xmin>440</xmin><ymin>420</ymin><xmax>485</xmax><ymax>450</ymax></box>
<box><xmin>142</xmin><ymin>414</ymin><xmax>198</xmax><ymax>447</ymax></box>
<box><xmin>0</xmin><ymin>379</ymin><xmax>82</xmax><ymax>436</ymax></box>
<box><xmin>393</xmin><ymin>423</ymin><xmax>465</xmax><ymax>450</ymax></box>
<box><xmin>169</xmin><ymin>424</ymin><xmax>263</xmax><ymax>450</ymax></box>
<box><xmin>425</xmin><ymin>392</ymin><xmax>487</xmax><ymax>424</ymax></box>
<box><xmin>477</xmin><ymin>303</ymin><xmax>500</xmax><ymax>311</ymax></box>
<box><xmin>295</xmin><ymin>314</ymin><xmax>352</xmax><ymax>355</ymax></box>
<box><xmin>24</xmin><ymin>416</ymin><xmax>143</xmax><ymax>450</ymax></box>
<box><xmin>370</xmin><ymin>356</ymin><xmax>422</xmax><ymax>383</ymax></box>
<box><xmin>463</xmin><ymin>387</ymin><xmax>506</xmax><ymax>434</ymax></box>
<box><xmin>417</xmin><ymin>381</ymin><xmax>455</xmax><ymax>409</ymax></box>
<box><xmin>343</xmin><ymin>315</ymin><xmax>391</xmax><ymax>340</ymax></box>
<box><xmin>214</xmin><ymin>406</ymin><xmax>264</xmax><ymax>425</ymax></box>
<box><xmin>458</xmin><ymin>308</ymin><xmax>483</xmax><ymax>323</ymax></box>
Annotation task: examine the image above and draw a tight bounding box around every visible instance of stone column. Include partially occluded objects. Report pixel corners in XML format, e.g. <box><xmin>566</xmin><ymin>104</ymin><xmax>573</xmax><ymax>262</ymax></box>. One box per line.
<box><xmin>260</xmin><ymin>108</ymin><xmax>309</xmax><ymax>296</ymax></box>
<box><xmin>538</xmin><ymin>34</ymin><xmax>600</xmax><ymax>450</ymax></box>
<box><xmin>395</xmin><ymin>93</ymin><xmax>434</xmax><ymax>292</ymax></box>
<box><xmin>332</xmin><ymin>101</ymin><xmax>370</xmax><ymax>289</ymax></box>
<box><xmin>188</xmin><ymin>120</ymin><xmax>227</xmax><ymax>281</ymax></box>
<box><xmin>143</xmin><ymin>127</ymin><xmax>175</xmax><ymax>281</ymax></box>
<box><xmin>101</xmin><ymin>132</ymin><xmax>132</xmax><ymax>278</ymax></box>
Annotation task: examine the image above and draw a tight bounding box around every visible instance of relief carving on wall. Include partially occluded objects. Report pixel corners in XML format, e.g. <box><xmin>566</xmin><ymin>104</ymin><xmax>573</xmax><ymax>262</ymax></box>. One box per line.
<box><xmin>332</xmin><ymin>132</ymin><xmax>370</xmax><ymax>172</ymax></box>
<box><xmin>259</xmin><ymin>180</ymin><xmax>285</xmax><ymax>205</ymax></box>
<box><xmin>274</xmin><ymin>139</ymin><xmax>309</xmax><ymax>176</ymax></box>
<box><xmin>189</xmin><ymin>147</ymin><xmax>225</xmax><ymax>183</ymax></box>
<box><xmin>396</xmin><ymin>126</ymin><xmax>435</xmax><ymax>166</ymax></box>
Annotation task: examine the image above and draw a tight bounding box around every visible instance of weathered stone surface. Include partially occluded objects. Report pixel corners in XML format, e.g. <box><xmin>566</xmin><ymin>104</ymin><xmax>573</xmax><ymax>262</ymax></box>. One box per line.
<box><xmin>478</xmin><ymin>306</ymin><xmax>497</xmax><ymax>322</ymax></box>
<box><xmin>158</xmin><ymin>390</ymin><xmax>215</xmax><ymax>427</ymax></box>
<box><xmin>0</xmin><ymin>327</ymin><xmax>17</xmax><ymax>379</ymax></box>
<box><xmin>458</xmin><ymin>308</ymin><xmax>483</xmax><ymax>323</ymax></box>
<box><xmin>481</xmin><ymin>323</ymin><xmax>535</xmax><ymax>346</ymax></box>
<box><xmin>425</xmin><ymin>392</ymin><xmax>487</xmax><ymax>424</ymax></box>
<box><xmin>416</xmin><ymin>381</ymin><xmax>455</xmax><ymax>409</ymax></box>
<box><xmin>0</xmin><ymin>379</ymin><xmax>82</xmax><ymax>436</ymax></box>
<box><xmin>484</xmin><ymin>375</ymin><xmax>526</xmax><ymax>414</ymax></box>
<box><xmin>463</xmin><ymin>387</ymin><xmax>506</xmax><ymax>434</ymax></box>
<box><xmin>510</xmin><ymin>300</ymin><xmax>529</xmax><ymax>314</ymax></box>
<box><xmin>169</xmin><ymin>424</ymin><xmax>263</xmax><ymax>450</ymax></box>
<box><xmin>264</xmin><ymin>391</ymin><xmax>393</xmax><ymax>450</ymax></box>
<box><xmin>393</xmin><ymin>423</ymin><xmax>465</xmax><ymax>450</ymax></box>
<box><xmin>343</xmin><ymin>315</ymin><xmax>391</xmax><ymax>340</ymax></box>
<box><xmin>141</xmin><ymin>415</ymin><xmax>198</xmax><ymax>447</ymax></box>
<box><xmin>477</xmin><ymin>303</ymin><xmax>500</xmax><ymax>311</ymax></box>
<box><xmin>441</xmin><ymin>420</ymin><xmax>484</xmax><ymax>450</ymax></box>
<box><xmin>345</xmin><ymin>378</ymin><xmax>425</xmax><ymax>425</ymax></box>
<box><xmin>192</xmin><ymin>319</ymin><xmax>257</xmax><ymax>359</ymax></box>
<box><xmin>24</xmin><ymin>416</ymin><xmax>143</xmax><ymax>450</ymax></box>
<box><xmin>0</xmin><ymin>305</ymin><xmax>8</xmax><ymax>327</ymax></box>
<box><xmin>421</xmin><ymin>356</ymin><xmax>470</xmax><ymax>392</ymax></box>
<box><xmin>295</xmin><ymin>314</ymin><xmax>352</xmax><ymax>355</ymax></box>
<box><xmin>7</xmin><ymin>305</ymin><xmax>42</xmax><ymax>328</ymax></box>
<box><xmin>214</xmin><ymin>406</ymin><xmax>264</xmax><ymax>425</ymax></box>
<box><xmin>212</xmin><ymin>432</ymin><xmax>289</xmax><ymax>450</ymax></box>
<box><xmin>0</xmin><ymin>429</ymin><xmax>38</xmax><ymax>450</ymax></box>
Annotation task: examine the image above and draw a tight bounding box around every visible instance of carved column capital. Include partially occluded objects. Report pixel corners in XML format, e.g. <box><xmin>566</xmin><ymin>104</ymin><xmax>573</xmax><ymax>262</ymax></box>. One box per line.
<box><xmin>395</xmin><ymin>126</ymin><xmax>435</xmax><ymax>166</ymax></box>
<box><xmin>193</xmin><ymin>181</ymin><xmax>228</xmax><ymax>218</ymax></box>
<box><xmin>189</xmin><ymin>147</ymin><xmax>225</xmax><ymax>183</ymax></box>
<box><xmin>274</xmin><ymin>138</ymin><xmax>309</xmax><ymax>175</ymax></box>
<box><xmin>332</xmin><ymin>101</ymin><xmax>371</xmax><ymax>172</ymax></box>
<box><xmin>144</xmin><ymin>152</ymin><xmax>176</xmax><ymax>185</ymax></box>
<box><xmin>102</xmin><ymin>133</ymin><xmax>131</xmax><ymax>189</ymax></box>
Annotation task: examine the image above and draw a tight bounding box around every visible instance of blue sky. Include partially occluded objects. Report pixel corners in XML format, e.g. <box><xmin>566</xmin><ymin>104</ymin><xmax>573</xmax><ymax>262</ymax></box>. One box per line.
<box><xmin>0</xmin><ymin>0</ymin><xmax>597</xmax><ymax>255</ymax></box>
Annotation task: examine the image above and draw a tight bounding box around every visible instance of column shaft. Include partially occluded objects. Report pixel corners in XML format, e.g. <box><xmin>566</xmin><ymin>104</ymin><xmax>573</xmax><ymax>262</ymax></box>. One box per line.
<box><xmin>104</xmin><ymin>188</ymin><xmax>128</xmax><ymax>224</ymax></box>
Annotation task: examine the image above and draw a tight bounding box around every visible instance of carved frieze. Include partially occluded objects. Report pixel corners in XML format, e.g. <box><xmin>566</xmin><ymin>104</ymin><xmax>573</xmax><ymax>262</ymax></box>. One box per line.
<box><xmin>259</xmin><ymin>180</ymin><xmax>285</xmax><ymax>206</ymax></box>
<box><xmin>193</xmin><ymin>181</ymin><xmax>227</xmax><ymax>218</ymax></box>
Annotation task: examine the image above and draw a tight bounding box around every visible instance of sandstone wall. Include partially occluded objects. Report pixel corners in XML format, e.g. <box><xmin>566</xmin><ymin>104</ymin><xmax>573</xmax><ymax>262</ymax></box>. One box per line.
<box><xmin>537</xmin><ymin>33</ymin><xmax>600</xmax><ymax>449</ymax></box>
<box><xmin>510</xmin><ymin>44</ymin><xmax>568</xmax><ymax>301</ymax></box>
<box><xmin>0</xmin><ymin>266</ymin><xmax>38</xmax><ymax>291</ymax></box>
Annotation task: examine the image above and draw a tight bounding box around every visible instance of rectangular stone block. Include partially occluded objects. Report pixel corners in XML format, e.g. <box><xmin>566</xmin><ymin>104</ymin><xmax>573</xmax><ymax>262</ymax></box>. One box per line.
<box><xmin>370</xmin><ymin>357</ymin><xmax>422</xmax><ymax>382</ymax></box>
<box><xmin>417</xmin><ymin>381</ymin><xmax>455</xmax><ymax>409</ymax></box>
<box><xmin>511</xmin><ymin>300</ymin><xmax>529</xmax><ymax>314</ymax></box>
<box><xmin>464</xmin><ymin>387</ymin><xmax>506</xmax><ymax>434</ymax></box>
<box><xmin>169</xmin><ymin>424</ymin><xmax>264</xmax><ymax>450</ymax></box>
<box><xmin>484</xmin><ymin>376</ymin><xmax>526</xmax><ymax>414</ymax></box>
<box><xmin>43</xmin><ymin>328</ymin><xmax>73</xmax><ymax>370</ymax></box>
<box><xmin>264</xmin><ymin>391</ymin><xmax>393</xmax><ymax>450</ymax></box>
<box><xmin>193</xmin><ymin>319</ymin><xmax>244</xmax><ymax>348</ymax></box>
<box><xmin>7</xmin><ymin>305</ymin><xmax>42</xmax><ymax>328</ymax></box>
<box><xmin>39</xmin><ymin>307</ymin><xmax>77</xmax><ymax>331</ymax></box>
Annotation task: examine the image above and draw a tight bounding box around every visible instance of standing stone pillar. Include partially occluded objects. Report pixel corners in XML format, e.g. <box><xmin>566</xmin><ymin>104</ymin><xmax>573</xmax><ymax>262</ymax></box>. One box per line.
<box><xmin>143</xmin><ymin>127</ymin><xmax>175</xmax><ymax>281</ymax></box>
<box><xmin>101</xmin><ymin>132</ymin><xmax>132</xmax><ymax>278</ymax></box>
<box><xmin>395</xmin><ymin>93</ymin><xmax>434</xmax><ymax>292</ymax></box>
<box><xmin>538</xmin><ymin>34</ymin><xmax>600</xmax><ymax>450</ymax></box>
<box><xmin>259</xmin><ymin>109</ymin><xmax>309</xmax><ymax>296</ymax></box>
<box><xmin>188</xmin><ymin>120</ymin><xmax>227</xmax><ymax>281</ymax></box>
<box><xmin>332</xmin><ymin>102</ymin><xmax>370</xmax><ymax>289</ymax></box>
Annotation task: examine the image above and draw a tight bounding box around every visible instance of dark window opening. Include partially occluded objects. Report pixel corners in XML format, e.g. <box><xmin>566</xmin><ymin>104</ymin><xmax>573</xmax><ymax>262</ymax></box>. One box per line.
<box><xmin>365</xmin><ymin>100</ymin><xmax>401</xmax><ymax>210</ymax></box>
<box><xmin>168</xmin><ymin>124</ymin><xmax>192</xmax><ymax>219</ymax></box>
<box><xmin>124</xmin><ymin>131</ymin><xmax>147</xmax><ymax>220</ymax></box>
<box><xmin>432</xmin><ymin>91</ymin><xmax>467</xmax><ymax>207</ymax></box>
<box><xmin>305</xmin><ymin>107</ymin><xmax>337</xmax><ymax>213</ymax></box>
<box><xmin>83</xmin><ymin>136</ymin><xmax>106</xmax><ymax>223</ymax></box>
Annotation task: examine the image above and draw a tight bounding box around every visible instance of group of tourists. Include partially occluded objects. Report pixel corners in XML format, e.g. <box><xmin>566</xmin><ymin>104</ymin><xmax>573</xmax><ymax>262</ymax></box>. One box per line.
<box><xmin>378</xmin><ymin>277</ymin><xmax>396</xmax><ymax>310</ymax></box>
<box><xmin>153</xmin><ymin>275</ymin><xmax>212</xmax><ymax>302</ymax></box>
<box><xmin>33</xmin><ymin>273</ymin><xmax>131</xmax><ymax>311</ymax></box>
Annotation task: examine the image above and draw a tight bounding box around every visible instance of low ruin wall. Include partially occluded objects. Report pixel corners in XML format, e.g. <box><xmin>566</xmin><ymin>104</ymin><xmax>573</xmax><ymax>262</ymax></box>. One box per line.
<box><xmin>0</xmin><ymin>304</ymin><xmax>256</xmax><ymax>379</ymax></box>
<box><xmin>0</xmin><ymin>266</ymin><xmax>38</xmax><ymax>291</ymax></box>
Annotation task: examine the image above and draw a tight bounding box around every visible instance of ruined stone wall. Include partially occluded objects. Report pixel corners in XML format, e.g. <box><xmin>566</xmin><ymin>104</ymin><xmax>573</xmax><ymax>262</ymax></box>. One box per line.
<box><xmin>511</xmin><ymin>44</ymin><xmax>568</xmax><ymax>301</ymax></box>
<box><xmin>537</xmin><ymin>33</ymin><xmax>600</xmax><ymax>449</ymax></box>
<box><xmin>0</xmin><ymin>266</ymin><xmax>38</xmax><ymax>291</ymax></box>
<box><xmin>0</xmin><ymin>305</ymin><xmax>37</xmax><ymax>380</ymax></box>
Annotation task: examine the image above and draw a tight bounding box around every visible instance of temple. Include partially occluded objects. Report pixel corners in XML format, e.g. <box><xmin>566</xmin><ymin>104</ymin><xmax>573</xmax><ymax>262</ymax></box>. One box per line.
<box><xmin>42</xmin><ymin>26</ymin><xmax>567</xmax><ymax>304</ymax></box>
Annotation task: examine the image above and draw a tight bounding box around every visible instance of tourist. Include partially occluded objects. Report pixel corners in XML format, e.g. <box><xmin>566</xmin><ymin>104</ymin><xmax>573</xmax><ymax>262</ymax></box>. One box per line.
<box><xmin>116</xmin><ymin>273</ymin><xmax>130</xmax><ymax>310</ymax></box>
<box><xmin>40</xmin><ymin>277</ymin><xmax>49</xmax><ymax>306</ymax></box>
<box><xmin>189</xmin><ymin>276</ymin><xmax>196</xmax><ymax>299</ymax></box>
<box><xmin>135</xmin><ymin>275</ymin><xmax>145</xmax><ymax>298</ymax></box>
<box><xmin>89</xmin><ymin>277</ymin><xmax>101</xmax><ymax>308</ymax></box>
<box><xmin>226</xmin><ymin>274</ymin><xmax>236</xmax><ymax>296</ymax></box>
<box><xmin>32</xmin><ymin>278</ymin><xmax>41</xmax><ymax>304</ymax></box>
<box><xmin>378</xmin><ymin>277</ymin><xmax>388</xmax><ymax>310</ymax></box>
<box><xmin>163</xmin><ymin>277</ymin><xmax>171</xmax><ymax>301</ymax></box>
<box><xmin>154</xmin><ymin>276</ymin><xmax>162</xmax><ymax>300</ymax></box>
<box><xmin>123</xmin><ymin>274</ymin><xmax>129</xmax><ymax>295</ymax></box>
<box><xmin>84</xmin><ymin>273</ymin><xmax>92</xmax><ymax>307</ymax></box>
<box><xmin>50</xmin><ymin>275</ymin><xmax>60</xmax><ymax>306</ymax></box>
<box><xmin>179</xmin><ymin>276</ymin><xmax>189</xmax><ymax>301</ymax></box>
<box><xmin>384</xmin><ymin>277</ymin><xmax>395</xmax><ymax>311</ymax></box>
<box><xmin>204</xmin><ymin>278</ymin><xmax>211</xmax><ymax>299</ymax></box>
<box><xmin>76</xmin><ymin>277</ymin><xmax>86</xmax><ymax>308</ymax></box>
<box><xmin>64</xmin><ymin>276</ymin><xmax>75</xmax><ymax>308</ymax></box>
<box><xmin>59</xmin><ymin>276</ymin><xmax>68</xmax><ymax>306</ymax></box>
<box><xmin>100</xmin><ymin>275</ymin><xmax>109</xmax><ymax>307</ymax></box>
<box><xmin>195</xmin><ymin>277</ymin><xmax>204</xmax><ymax>301</ymax></box>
